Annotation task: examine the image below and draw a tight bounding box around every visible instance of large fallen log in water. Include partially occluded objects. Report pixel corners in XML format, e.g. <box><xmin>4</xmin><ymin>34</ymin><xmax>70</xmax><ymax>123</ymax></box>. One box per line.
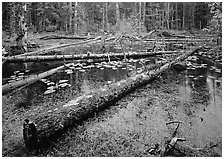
<box><xmin>2</xmin><ymin>63</ymin><xmax>73</xmax><ymax>94</ymax></box>
<box><xmin>3</xmin><ymin>51</ymin><xmax>179</xmax><ymax>63</ymax></box>
<box><xmin>24</xmin><ymin>46</ymin><xmax>202</xmax><ymax>148</ymax></box>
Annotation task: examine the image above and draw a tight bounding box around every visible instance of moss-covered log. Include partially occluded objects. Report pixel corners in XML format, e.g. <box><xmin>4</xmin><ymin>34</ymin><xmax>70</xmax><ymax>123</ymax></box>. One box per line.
<box><xmin>27</xmin><ymin>46</ymin><xmax>202</xmax><ymax>147</ymax></box>
<box><xmin>3</xmin><ymin>51</ymin><xmax>179</xmax><ymax>63</ymax></box>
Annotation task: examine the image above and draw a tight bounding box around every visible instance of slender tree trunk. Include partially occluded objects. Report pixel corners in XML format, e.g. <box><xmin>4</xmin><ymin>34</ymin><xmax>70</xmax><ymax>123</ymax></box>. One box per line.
<box><xmin>176</xmin><ymin>2</ymin><xmax>178</xmax><ymax>29</ymax></box>
<box><xmin>166</xmin><ymin>2</ymin><xmax>170</xmax><ymax>30</ymax></box>
<box><xmin>69</xmin><ymin>2</ymin><xmax>73</xmax><ymax>33</ymax></box>
<box><xmin>143</xmin><ymin>2</ymin><xmax>146</xmax><ymax>29</ymax></box>
<box><xmin>102</xmin><ymin>3</ymin><xmax>105</xmax><ymax>31</ymax></box>
<box><xmin>191</xmin><ymin>2</ymin><xmax>195</xmax><ymax>29</ymax></box>
<box><xmin>35</xmin><ymin>3</ymin><xmax>39</xmax><ymax>32</ymax></box>
<box><xmin>182</xmin><ymin>3</ymin><xmax>185</xmax><ymax>30</ymax></box>
<box><xmin>171</xmin><ymin>3</ymin><xmax>174</xmax><ymax>30</ymax></box>
<box><xmin>74</xmin><ymin>2</ymin><xmax>78</xmax><ymax>34</ymax></box>
<box><xmin>139</xmin><ymin>2</ymin><xmax>141</xmax><ymax>32</ymax></box>
<box><xmin>156</xmin><ymin>3</ymin><xmax>160</xmax><ymax>30</ymax></box>
<box><xmin>9</xmin><ymin>2</ymin><xmax>16</xmax><ymax>36</ymax></box>
<box><xmin>116</xmin><ymin>2</ymin><xmax>120</xmax><ymax>28</ymax></box>
<box><xmin>105</xmin><ymin>2</ymin><xmax>109</xmax><ymax>32</ymax></box>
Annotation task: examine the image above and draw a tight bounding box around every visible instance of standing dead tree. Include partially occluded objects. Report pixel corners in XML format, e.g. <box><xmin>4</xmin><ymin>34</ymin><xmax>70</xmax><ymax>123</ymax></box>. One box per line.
<box><xmin>16</xmin><ymin>3</ymin><xmax>28</xmax><ymax>53</ymax></box>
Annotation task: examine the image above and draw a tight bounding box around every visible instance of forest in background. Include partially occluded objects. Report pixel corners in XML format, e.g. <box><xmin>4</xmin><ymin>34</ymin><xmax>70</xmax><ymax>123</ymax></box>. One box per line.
<box><xmin>2</xmin><ymin>2</ymin><xmax>222</xmax><ymax>36</ymax></box>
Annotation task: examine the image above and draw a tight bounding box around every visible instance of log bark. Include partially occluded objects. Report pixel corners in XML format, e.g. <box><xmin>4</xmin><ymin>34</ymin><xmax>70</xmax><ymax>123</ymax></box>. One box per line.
<box><xmin>2</xmin><ymin>63</ymin><xmax>73</xmax><ymax>94</ymax></box>
<box><xmin>3</xmin><ymin>51</ymin><xmax>179</xmax><ymax>63</ymax></box>
<box><xmin>23</xmin><ymin>46</ymin><xmax>202</xmax><ymax>147</ymax></box>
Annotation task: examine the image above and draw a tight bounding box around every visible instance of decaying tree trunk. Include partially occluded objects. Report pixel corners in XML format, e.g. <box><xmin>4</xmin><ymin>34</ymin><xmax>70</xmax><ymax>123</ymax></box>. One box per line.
<box><xmin>22</xmin><ymin>46</ymin><xmax>202</xmax><ymax>147</ymax></box>
<box><xmin>3</xmin><ymin>50</ymin><xmax>180</xmax><ymax>63</ymax></box>
<box><xmin>38</xmin><ymin>34</ymin><xmax>92</xmax><ymax>40</ymax></box>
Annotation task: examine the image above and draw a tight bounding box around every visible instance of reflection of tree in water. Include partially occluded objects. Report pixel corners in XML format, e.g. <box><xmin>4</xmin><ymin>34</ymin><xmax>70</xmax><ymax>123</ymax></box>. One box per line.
<box><xmin>190</xmin><ymin>77</ymin><xmax>210</xmax><ymax>105</ymax></box>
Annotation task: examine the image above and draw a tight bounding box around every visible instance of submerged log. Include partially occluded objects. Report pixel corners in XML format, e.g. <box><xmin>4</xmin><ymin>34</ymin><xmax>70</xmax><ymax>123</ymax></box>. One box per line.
<box><xmin>3</xmin><ymin>51</ymin><xmax>179</xmax><ymax>63</ymax></box>
<box><xmin>23</xmin><ymin>47</ymin><xmax>202</xmax><ymax>147</ymax></box>
<box><xmin>2</xmin><ymin>63</ymin><xmax>73</xmax><ymax>94</ymax></box>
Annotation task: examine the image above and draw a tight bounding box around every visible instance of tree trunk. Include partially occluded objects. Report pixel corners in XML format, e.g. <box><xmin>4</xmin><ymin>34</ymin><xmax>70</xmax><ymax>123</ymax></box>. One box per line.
<box><xmin>69</xmin><ymin>2</ymin><xmax>73</xmax><ymax>33</ymax></box>
<box><xmin>116</xmin><ymin>2</ymin><xmax>120</xmax><ymax>28</ymax></box>
<box><xmin>105</xmin><ymin>2</ymin><xmax>109</xmax><ymax>32</ymax></box>
<box><xmin>2</xmin><ymin>64</ymin><xmax>68</xmax><ymax>94</ymax></box>
<box><xmin>139</xmin><ymin>2</ymin><xmax>141</xmax><ymax>32</ymax></box>
<box><xmin>171</xmin><ymin>3</ymin><xmax>174</xmax><ymax>30</ymax></box>
<box><xmin>142</xmin><ymin>2</ymin><xmax>146</xmax><ymax>29</ymax></box>
<box><xmin>166</xmin><ymin>2</ymin><xmax>170</xmax><ymax>30</ymax></box>
<box><xmin>17</xmin><ymin>3</ymin><xmax>28</xmax><ymax>52</ymax></box>
<box><xmin>176</xmin><ymin>2</ymin><xmax>178</xmax><ymax>29</ymax></box>
<box><xmin>182</xmin><ymin>3</ymin><xmax>185</xmax><ymax>30</ymax></box>
<box><xmin>74</xmin><ymin>2</ymin><xmax>78</xmax><ymax>33</ymax></box>
<box><xmin>3</xmin><ymin>50</ymin><xmax>179</xmax><ymax>63</ymax></box>
<box><xmin>9</xmin><ymin>2</ymin><xmax>16</xmax><ymax>36</ymax></box>
<box><xmin>191</xmin><ymin>2</ymin><xmax>195</xmax><ymax>29</ymax></box>
<box><xmin>102</xmin><ymin>3</ymin><xmax>105</xmax><ymax>31</ymax></box>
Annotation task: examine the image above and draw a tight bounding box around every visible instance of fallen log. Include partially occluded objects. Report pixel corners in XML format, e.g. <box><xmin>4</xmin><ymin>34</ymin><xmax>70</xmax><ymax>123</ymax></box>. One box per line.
<box><xmin>15</xmin><ymin>36</ymin><xmax>116</xmax><ymax>57</ymax></box>
<box><xmin>39</xmin><ymin>35</ymin><xmax>92</xmax><ymax>40</ymax></box>
<box><xmin>144</xmin><ymin>38</ymin><xmax>212</xmax><ymax>42</ymax></box>
<box><xmin>24</xmin><ymin>47</ymin><xmax>202</xmax><ymax>148</ymax></box>
<box><xmin>2</xmin><ymin>63</ymin><xmax>73</xmax><ymax>94</ymax></box>
<box><xmin>3</xmin><ymin>51</ymin><xmax>179</xmax><ymax>63</ymax></box>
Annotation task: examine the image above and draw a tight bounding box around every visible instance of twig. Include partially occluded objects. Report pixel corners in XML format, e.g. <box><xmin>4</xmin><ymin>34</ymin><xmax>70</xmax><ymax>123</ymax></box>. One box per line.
<box><xmin>166</xmin><ymin>121</ymin><xmax>183</xmax><ymax>125</ymax></box>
